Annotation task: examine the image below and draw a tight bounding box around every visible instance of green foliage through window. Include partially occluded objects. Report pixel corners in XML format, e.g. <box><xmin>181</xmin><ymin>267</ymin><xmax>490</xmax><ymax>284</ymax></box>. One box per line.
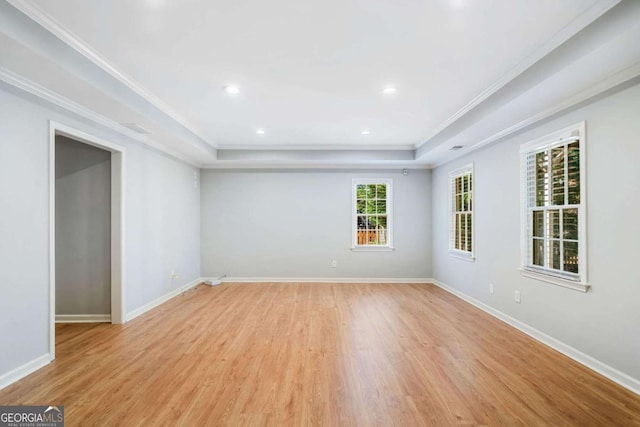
<box><xmin>355</xmin><ymin>183</ymin><xmax>389</xmax><ymax>245</ymax></box>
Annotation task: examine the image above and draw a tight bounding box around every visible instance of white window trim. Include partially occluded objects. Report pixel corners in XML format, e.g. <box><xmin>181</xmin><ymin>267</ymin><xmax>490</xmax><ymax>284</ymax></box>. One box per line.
<box><xmin>519</xmin><ymin>121</ymin><xmax>589</xmax><ymax>292</ymax></box>
<box><xmin>448</xmin><ymin>164</ymin><xmax>475</xmax><ymax>261</ymax></box>
<box><xmin>351</xmin><ymin>178</ymin><xmax>394</xmax><ymax>251</ymax></box>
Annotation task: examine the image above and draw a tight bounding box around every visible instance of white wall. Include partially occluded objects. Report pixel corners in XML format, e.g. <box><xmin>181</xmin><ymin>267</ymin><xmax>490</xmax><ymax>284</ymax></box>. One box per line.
<box><xmin>431</xmin><ymin>82</ymin><xmax>640</xmax><ymax>383</ymax></box>
<box><xmin>56</xmin><ymin>136</ymin><xmax>111</xmax><ymax>315</ymax></box>
<box><xmin>201</xmin><ymin>169</ymin><xmax>432</xmax><ymax>279</ymax></box>
<box><xmin>0</xmin><ymin>85</ymin><xmax>201</xmax><ymax>378</ymax></box>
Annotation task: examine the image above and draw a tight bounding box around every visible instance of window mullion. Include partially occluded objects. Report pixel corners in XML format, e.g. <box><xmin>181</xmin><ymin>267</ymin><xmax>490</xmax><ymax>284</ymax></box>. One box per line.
<box><xmin>457</xmin><ymin>213</ymin><xmax>461</xmax><ymax>250</ymax></box>
<box><xmin>546</xmin><ymin>148</ymin><xmax>552</xmax><ymax>269</ymax></box>
<box><xmin>528</xmin><ymin>207</ymin><xmax>534</xmax><ymax>266</ymax></box>
<box><xmin>560</xmin><ymin>208</ymin><xmax>565</xmax><ymax>273</ymax></box>
<box><xmin>544</xmin><ymin>148</ymin><xmax>553</xmax><ymax>206</ymax></box>
<box><xmin>564</xmin><ymin>143</ymin><xmax>569</xmax><ymax>208</ymax></box>
<box><xmin>562</xmin><ymin>143</ymin><xmax>568</xmax><ymax>274</ymax></box>
<box><xmin>544</xmin><ymin>209</ymin><xmax>549</xmax><ymax>269</ymax></box>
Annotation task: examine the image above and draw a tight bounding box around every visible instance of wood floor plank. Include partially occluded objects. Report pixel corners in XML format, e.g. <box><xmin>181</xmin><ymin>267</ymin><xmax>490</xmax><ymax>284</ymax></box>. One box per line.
<box><xmin>1</xmin><ymin>283</ymin><xmax>639</xmax><ymax>426</ymax></box>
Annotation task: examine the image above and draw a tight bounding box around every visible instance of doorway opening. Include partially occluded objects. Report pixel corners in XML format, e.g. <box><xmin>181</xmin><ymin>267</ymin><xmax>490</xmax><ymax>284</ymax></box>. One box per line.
<box><xmin>49</xmin><ymin>122</ymin><xmax>125</xmax><ymax>360</ymax></box>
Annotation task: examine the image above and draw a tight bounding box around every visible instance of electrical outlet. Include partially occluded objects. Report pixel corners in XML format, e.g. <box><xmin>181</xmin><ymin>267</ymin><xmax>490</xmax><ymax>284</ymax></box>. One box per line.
<box><xmin>515</xmin><ymin>290</ymin><xmax>521</xmax><ymax>304</ymax></box>
<box><xmin>489</xmin><ymin>283</ymin><xmax>494</xmax><ymax>294</ymax></box>
<box><xmin>171</xmin><ymin>269</ymin><xmax>179</xmax><ymax>280</ymax></box>
<box><xmin>331</xmin><ymin>260</ymin><xmax>337</xmax><ymax>268</ymax></box>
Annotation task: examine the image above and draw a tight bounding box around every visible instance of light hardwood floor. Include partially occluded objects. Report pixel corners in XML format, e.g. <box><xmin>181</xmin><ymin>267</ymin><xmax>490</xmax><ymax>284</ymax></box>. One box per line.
<box><xmin>1</xmin><ymin>283</ymin><xmax>639</xmax><ymax>426</ymax></box>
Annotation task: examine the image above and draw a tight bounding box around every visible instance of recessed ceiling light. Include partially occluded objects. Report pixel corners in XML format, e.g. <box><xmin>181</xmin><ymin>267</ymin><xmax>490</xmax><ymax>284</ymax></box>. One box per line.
<box><xmin>382</xmin><ymin>87</ymin><xmax>397</xmax><ymax>95</ymax></box>
<box><xmin>224</xmin><ymin>85</ymin><xmax>240</xmax><ymax>95</ymax></box>
<box><xmin>256</xmin><ymin>128</ymin><xmax>265</xmax><ymax>135</ymax></box>
<box><xmin>361</xmin><ymin>129</ymin><xmax>371</xmax><ymax>135</ymax></box>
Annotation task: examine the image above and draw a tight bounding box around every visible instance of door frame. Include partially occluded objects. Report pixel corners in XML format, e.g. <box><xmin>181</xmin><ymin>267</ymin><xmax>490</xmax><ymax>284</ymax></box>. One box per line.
<box><xmin>49</xmin><ymin>121</ymin><xmax>126</xmax><ymax>360</ymax></box>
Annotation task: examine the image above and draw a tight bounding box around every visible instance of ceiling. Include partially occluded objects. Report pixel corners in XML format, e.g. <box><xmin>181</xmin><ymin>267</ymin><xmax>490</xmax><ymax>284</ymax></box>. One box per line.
<box><xmin>2</xmin><ymin>0</ymin><xmax>640</xmax><ymax>167</ymax></box>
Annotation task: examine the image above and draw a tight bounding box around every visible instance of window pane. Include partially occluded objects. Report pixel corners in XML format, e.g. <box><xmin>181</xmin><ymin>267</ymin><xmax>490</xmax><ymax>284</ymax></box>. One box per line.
<box><xmin>361</xmin><ymin>228</ymin><xmax>371</xmax><ymax>244</ymax></box>
<box><xmin>370</xmin><ymin>227</ymin><xmax>379</xmax><ymax>245</ymax></box>
<box><xmin>456</xmin><ymin>176</ymin><xmax>462</xmax><ymax>194</ymax></box>
<box><xmin>533</xmin><ymin>211</ymin><xmax>544</xmax><ymax>238</ymax></box>
<box><xmin>377</xmin><ymin>216</ymin><xmax>388</xmax><ymax>245</ymax></box>
<box><xmin>536</xmin><ymin>151</ymin><xmax>548</xmax><ymax>207</ymax></box>
<box><xmin>355</xmin><ymin>182</ymin><xmax>391</xmax><ymax>247</ymax></box>
<box><xmin>463</xmin><ymin>175</ymin><xmax>468</xmax><ymax>193</ymax></box>
<box><xmin>368</xmin><ymin>216</ymin><xmax>377</xmax><ymax>228</ymax></box>
<box><xmin>462</xmin><ymin>193</ymin><xmax>468</xmax><ymax>211</ymax></box>
<box><xmin>549</xmin><ymin>210</ymin><xmax>560</xmax><ymax>239</ymax></box>
<box><xmin>563</xmin><ymin>208</ymin><xmax>578</xmax><ymax>240</ymax></box>
<box><xmin>568</xmin><ymin>142</ymin><xmax>580</xmax><ymax>204</ymax></box>
<box><xmin>467</xmin><ymin>191</ymin><xmax>472</xmax><ymax>211</ymax></box>
<box><xmin>468</xmin><ymin>174</ymin><xmax>473</xmax><ymax>191</ymax></box>
<box><xmin>533</xmin><ymin>238</ymin><xmax>544</xmax><ymax>266</ymax></box>
<box><xmin>357</xmin><ymin>216</ymin><xmax>367</xmax><ymax>230</ymax></box>
<box><xmin>466</xmin><ymin>214</ymin><xmax>472</xmax><ymax>252</ymax></box>
<box><xmin>366</xmin><ymin>185</ymin><xmax>377</xmax><ymax>199</ymax></box>
<box><xmin>460</xmin><ymin>214</ymin><xmax>467</xmax><ymax>250</ymax></box>
<box><xmin>551</xmin><ymin>240</ymin><xmax>560</xmax><ymax>270</ymax></box>
<box><xmin>377</xmin><ymin>216</ymin><xmax>387</xmax><ymax>230</ymax></box>
<box><xmin>551</xmin><ymin>146</ymin><xmax>565</xmax><ymax>205</ymax></box>
<box><xmin>365</xmin><ymin>200</ymin><xmax>376</xmax><ymax>214</ymax></box>
<box><xmin>564</xmin><ymin>241</ymin><xmax>579</xmax><ymax>273</ymax></box>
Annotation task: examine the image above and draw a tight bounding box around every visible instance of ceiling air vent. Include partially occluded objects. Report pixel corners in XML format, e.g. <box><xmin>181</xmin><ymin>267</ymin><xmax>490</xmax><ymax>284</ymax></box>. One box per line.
<box><xmin>450</xmin><ymin>145</ymin><xmax>464</xmax><ymax>151</ymax></box>
<box><xmin>120</xmin><ymin>122</ymin><xmax>151</xmax><ymax>135</ymax></box>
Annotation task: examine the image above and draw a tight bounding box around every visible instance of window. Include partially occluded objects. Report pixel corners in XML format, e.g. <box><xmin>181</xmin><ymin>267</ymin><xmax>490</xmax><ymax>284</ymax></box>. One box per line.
<box><xmin>520</xmin><ymin>122</ymin><xmax>588</xmax><ymax>291</ymax></box>
<box><xmin>449</xmin><ymin>165</ymin><xmax>474</xmax><ymax>260</ymax></box>
<box><xmin>352</xmin><ymin>179</ymin><xmax>393</xmax><ymax>250</ymax></box>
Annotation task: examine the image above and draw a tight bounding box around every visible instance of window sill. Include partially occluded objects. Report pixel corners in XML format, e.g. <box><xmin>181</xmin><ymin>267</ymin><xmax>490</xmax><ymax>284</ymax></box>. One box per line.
<box><xmin>519</xmin><ymin>268</ymin><xmax>590</xmax><ymax>293</ymax></box>
<box><xmin>449</xmin><ymin>251</ymin><xmax>475</xmax><ymax>262</ymax></box>
<box><xmin>351</xmin><ymin>246</ymin><xmax>395</xmax><ymax>252</ymax></box>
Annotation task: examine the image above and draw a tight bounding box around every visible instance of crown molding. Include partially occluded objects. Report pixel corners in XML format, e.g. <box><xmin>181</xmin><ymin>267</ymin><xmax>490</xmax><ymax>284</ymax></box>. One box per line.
<box><xmin>216</xmin><ymin>143</ymin><xmax>418</xmax><ymax>151</ymax></box>
<box><xmin>6</xmin><ymin>0</ymin><xmax>217</xmax><ymax>149</ymax></box>
<box><xmin>432</xmin><ymin>60</ymin><xmax>640</xmax><ymax>168</ymax></box>
<box><xmin>0</xmin><ymin>66</ymin><xmax>202</xmax><ymax>167</ymax></box>
<box><xmin>0</xmin><ymin>62</ymin><xmax>420</xmax><ymax>171</ymax></box>
<box><xmin>6</xmin><ymin>0</ymin><xmax>621</xmax><ymax>165</ymax></box>
<box><xmin>202</xmin><ymin>160</ymin><xmax>430</xmax><ymax>170</ymax></box>
<box><xmin>416</xmin><ymin>0</ymin><xmax>620</xmax><ymax>151</ymax></box>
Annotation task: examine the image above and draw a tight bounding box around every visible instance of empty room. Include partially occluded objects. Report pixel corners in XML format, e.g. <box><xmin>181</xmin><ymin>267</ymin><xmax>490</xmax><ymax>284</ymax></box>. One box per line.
<box><xmin>1</xmin><ymin>0</ymin><xmax>639</xmax><ymax>425</ymax></box>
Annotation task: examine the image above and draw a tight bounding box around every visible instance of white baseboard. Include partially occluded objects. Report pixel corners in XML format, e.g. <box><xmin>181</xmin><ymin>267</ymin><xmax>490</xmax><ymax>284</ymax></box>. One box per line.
<box><xmin>0</xmin><ymin>354</ymin><xmax>51</xmax><ymax>391</ymax></box>
<box><xmin>55</xmin><ymin>314</ymin><xmax>111</xmax><ymax>323</ymax></box>
<box><xmin>431</xmin><ymin>279</ymin><xmax>640</xmax><ymax>396</ymax></box>
<box><xmin>126</xmin><ymin>278</ymin><xmax>202</xmax><ymax>322</ymax></box>
<box><xmin>202</xmin><ymin>277</ymin><xmax>434</xmax><ymax>284</ymax></box>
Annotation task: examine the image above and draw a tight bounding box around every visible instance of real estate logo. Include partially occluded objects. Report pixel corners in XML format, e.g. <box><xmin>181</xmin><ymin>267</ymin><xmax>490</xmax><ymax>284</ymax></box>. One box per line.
<box><xmin>0</xmin><ymin>405</ymin><xmax>64</xmax><ymax>427</ymax></box>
